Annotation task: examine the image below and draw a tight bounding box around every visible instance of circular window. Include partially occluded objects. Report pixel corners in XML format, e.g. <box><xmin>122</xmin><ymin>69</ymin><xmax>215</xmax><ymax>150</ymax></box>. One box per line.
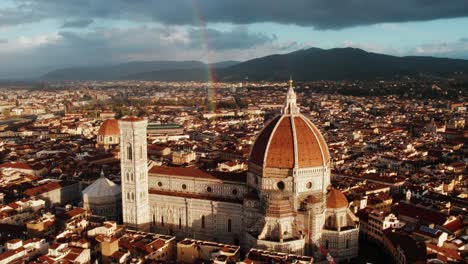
<box><xmin>182</xmin><ymin>184</ymin><xmax>187</xmax><ymax>190</ymax></box>
<box><xmin>277</xmin><ymin>181</ymin><xmax>285</xmax><ymax>190</ymax></box>
<box><xmin>158</xmin><ymin>182</ymin><xmax>163</xmax><ymax>187</ymax></box>
<box><xmin>306</xmin><ymin>182</ymin><xmax>312</xmax><ymax>189</ymax></box>
<box><xmin>207</xmin><ymin>187</ymin><xmax>212</xmax><ymax>192</ymax></box>
<box><xmin>232</xmin><ymin>189</ymin><xmax>238</xmax><ymax>195</ymax></box>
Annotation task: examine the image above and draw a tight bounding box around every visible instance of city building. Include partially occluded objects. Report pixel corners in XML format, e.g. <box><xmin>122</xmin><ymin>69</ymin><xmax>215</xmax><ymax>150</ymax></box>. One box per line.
<box><xmin>120</xmin><ymin>80</ymin><xmax>359</xmax><ymax>261</ymax></box>
<box><xmin>171</xmin><ymin>150</ymin><xmax>197</xmax><ymax>165</ymax></box>
<box><xmin>147</xmin><ymin>123</ymin><xmax>184</xmax><ymax>136</ymax></box>
<box><xmin>176</xmin><ymin>238</ymin><xmax>240</xmax><ymax>263</ymax></box>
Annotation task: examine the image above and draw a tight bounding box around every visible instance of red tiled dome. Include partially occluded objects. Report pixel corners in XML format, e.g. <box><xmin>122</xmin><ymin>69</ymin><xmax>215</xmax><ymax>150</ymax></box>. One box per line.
<box><xmin>249</xmin><ymin>114</ymin><xmax>330</xmax><ymax>169</ymax></box>
<box><xmin>98</xmin><ymin>119</ymin><xmax>120</xmax><ymax>136</ymax></box>
<box><xmin>326</xmin><ymin>188</ymin><xmax>348</xmax><ymax>208</ymax></box>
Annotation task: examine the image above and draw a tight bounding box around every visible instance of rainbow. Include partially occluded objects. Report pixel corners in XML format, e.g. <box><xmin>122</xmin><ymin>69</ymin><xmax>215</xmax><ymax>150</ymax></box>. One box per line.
<box><xmin>191</xmin><ymin>0</ymin><xmax>217</xmax><ymax>113</ymax></box>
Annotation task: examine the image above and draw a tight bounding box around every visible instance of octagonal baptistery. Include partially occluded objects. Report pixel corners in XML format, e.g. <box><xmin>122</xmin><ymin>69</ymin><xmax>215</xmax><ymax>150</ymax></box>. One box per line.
<box><xmin>248</xmin><ymin>80</ymin><xmax>331</xmax><ymax>201</ymax></box>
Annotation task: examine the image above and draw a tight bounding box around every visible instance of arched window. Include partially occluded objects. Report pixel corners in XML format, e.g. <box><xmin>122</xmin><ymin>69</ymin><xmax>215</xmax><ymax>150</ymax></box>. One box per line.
<box><xmin>346</xmin><ymin>239</ymin><xmax>350</xmax><ymax>249</ymax></box>
<box><xmin>325</xmin><ymin>240</ymin><xmax>329</xmax><ymax>249</ymax></box>
<box><xmin>161</xmin><ymin>216</ymin><xmax>164</xmax><ymax>226</ymax></box>
<box><xmin>126</xmin><ymin>192</ymin><xmax>130</xmax><ymax>200</ymax></box>
<box><xmin>179</xmin><ymin>217</ymin><xmax>182</xmax><ymax>229</ymax></box>
<box><xmin>228</xmin><ymin>219</ymin><xmax>232</xmax><ymax>233</ymax></box>
<box><xmin>327</xmin><ymin>216</ymin><xmax>332</xmax><ymax>227</ymax></box>
<box><xmin>126</xmin><ymin>143</ymin><xmax>132</xmax><ymax>160</ymax></box>
<box><xmin>201</xmin><ymin>215</ymin><xmax>205</xmax><ymax>229</ymax></box>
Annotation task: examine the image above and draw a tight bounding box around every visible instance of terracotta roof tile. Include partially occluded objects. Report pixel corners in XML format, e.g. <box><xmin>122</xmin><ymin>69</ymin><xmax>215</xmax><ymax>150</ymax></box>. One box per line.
<box><xmin>326</xmin><ymin>188</ymin><xmax>348</xmax><ymax>208</ymax></box>
<box><xmin>0</xmin><ymin>162</ymin><xmax>32</xmax><ymax>170</ymax></box>
<box><xmin>249</xmin><ymin>116</ymin><xmax>280</xmax><ymax>166</ymax></box>
<box><xmin>98</xmin><ymin>119</ymin><xmax>119</xmax><ymax>136</ymax></box>
<box><xmin>249</xmin><ymin>114</ymin><xmax>330</xmax><ymax>170</ymax></box>
<box><xmin>265</xmin><ymin>117</ymin><xmax>294</xmax><ymax>168</ymax></box>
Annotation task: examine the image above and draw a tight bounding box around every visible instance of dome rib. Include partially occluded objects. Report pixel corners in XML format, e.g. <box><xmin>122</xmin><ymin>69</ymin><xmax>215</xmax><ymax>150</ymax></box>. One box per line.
<box><xmin>304</xmin><ymin>118</ymin><xmax>330</xmax><ymax>165</ymax></box>
<box><xmin>264</xmin><ymin>116</ymin><xmax>294</xmax><ymax>168</ymax></box>
<box><xmin>249</xmin><ymin>116</ymin><xmax>281</xmax><ymax>166</ymax></box>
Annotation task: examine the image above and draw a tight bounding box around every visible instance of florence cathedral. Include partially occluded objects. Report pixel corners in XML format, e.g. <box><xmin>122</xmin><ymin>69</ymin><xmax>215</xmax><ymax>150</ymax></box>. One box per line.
<box><xmin>118</xmin><ymin>80</ymin><xmax>359</xmax><ymax>262</ymax></box>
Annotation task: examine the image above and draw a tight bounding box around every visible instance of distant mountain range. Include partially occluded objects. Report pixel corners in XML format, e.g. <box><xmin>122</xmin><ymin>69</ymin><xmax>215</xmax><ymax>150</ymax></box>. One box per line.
<box><xmin>40</xmin><ymin>48</ymin><xmax>468</xmax><ymax>81</ymax></box>
<box><xmin>41</xmin><ymin>60</ymin><xmax>239</xmax><ymax>81</ymax></box>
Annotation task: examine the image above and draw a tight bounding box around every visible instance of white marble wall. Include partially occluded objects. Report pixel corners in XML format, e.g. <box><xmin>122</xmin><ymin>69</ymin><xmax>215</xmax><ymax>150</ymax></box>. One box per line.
<box><xmin>149</xmin><ymin>194</ymin><xmax>243</xmax><ymax>245</ymax></box>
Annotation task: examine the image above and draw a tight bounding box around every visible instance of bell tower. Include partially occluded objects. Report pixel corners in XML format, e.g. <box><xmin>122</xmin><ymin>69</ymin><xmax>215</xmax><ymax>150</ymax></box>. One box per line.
<box><xmin>119</xmin><ymin>117</ymin><xmax>150</xmax><ymax>231</ymax></box>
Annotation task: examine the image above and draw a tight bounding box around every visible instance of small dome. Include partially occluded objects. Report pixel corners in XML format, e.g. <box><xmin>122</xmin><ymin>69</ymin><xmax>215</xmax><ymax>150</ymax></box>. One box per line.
<box><xmin>98</xmin><ymin>119</ymin><xmax>120</xmax><ymax>136</ymax></box>
<box><xmin>82</xmin><ymin>177</ymin><xmax>121</xmax><ymax>198</ymax></box>
<box><xmin>326</xmin><ymin>188</ymin><xmax>348</xmax><ymax>208</ymax></box>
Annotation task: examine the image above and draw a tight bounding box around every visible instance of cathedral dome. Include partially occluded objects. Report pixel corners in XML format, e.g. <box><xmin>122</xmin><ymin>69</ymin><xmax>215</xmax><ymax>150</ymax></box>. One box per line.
<box><xmin>326</xmin><ymin>188</ymin><xmax>348</xmax><ymax>209</ymax></box>
<box><xmin>98</xmin><ymin>119</ymin><xmax>120</xmax><ymax>136</ymax></box>
<box><xmin>249</xmin><ymin>80</ymin><xmax>330</xmax><ymax>170</ymax></box>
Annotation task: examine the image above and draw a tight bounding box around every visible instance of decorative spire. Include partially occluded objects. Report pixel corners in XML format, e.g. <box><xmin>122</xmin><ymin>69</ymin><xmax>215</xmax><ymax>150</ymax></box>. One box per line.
<box><xmin>100</xmin><ymin>169</ymin><xmax>105</xmax><ymax>178</ymax></box>
<box><xmin>283</xmin><ymin>77</ymin><xmax>300</xmax><ymax>115</ymax></box>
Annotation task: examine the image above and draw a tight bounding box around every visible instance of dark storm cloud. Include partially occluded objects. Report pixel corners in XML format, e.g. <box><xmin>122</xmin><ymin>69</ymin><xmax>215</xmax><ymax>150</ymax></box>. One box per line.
<box><xmin>4</xmin><ymin>0</ymin><xmax>468</xmax><ymax>29</ymax></box>
<box><xmin>0</xmin><ymin>6</ymin><xmax>44</xmax><ymax>27</ymax></box>
<box><xmin>188</xmin><ymin>26</ymin><xmax>276</xmax><ymax>50</ymax></box>
<box><xmin>61</xmin><ymin>19</ymin><xmax>93</xmax><ymax>28</ymax></box>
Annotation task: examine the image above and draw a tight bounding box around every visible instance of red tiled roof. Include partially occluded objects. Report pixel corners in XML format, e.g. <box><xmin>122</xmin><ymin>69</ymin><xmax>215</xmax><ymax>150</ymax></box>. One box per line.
<box><xmin>0</xmin><ymin>247</ymin><xmax>24</xmax><ymax>261</ymax></box>
<box><xmin>0</xmin><ymin>162</ymin><xmax>32</xmax><ymax>170</ymax></box>
<box><xmin>326</xmin><ymin>188</ymin><xmax>348</xmax><ymax>208</ymax></box>
<box><xmin>265</xmin><ymin>117</ymin><xmax>294</xmax><ymax>168</ymax></box>
<box><xmin>23</xmin><ymin>182</ymin><xmax>62</xmax><ymax>197</ymax></box>
<box><xmin>295</xmin><ymin>117</ymin><xmax>329</xmax><ymax>167</ymax></box>
<box><xmin>443</xmin><ymin>218</ymin><xmax>465</xmax><ymax>233</ymax></box>
<box><xmin>249</xmin><ymin>116</ymin><xmax>280</xmax><ymax>166</ymax></box>
<box><xmin>427</xmin><ymin>243</ymin><xmax>461</xmax><ymax>261</ymax></box>
<box><xmin>249</xmin><ymin>115</ymin><xmax>330</xmax><ymax>170</ymax></box>
<box><xmin>394</xmin><ymin>203</ymin><xmax>449</xmax><ymax>226</ymax></box>
<box><xmin>58</xmin><ymin>208</ymin><xmax>87</xmax><ymax>220</ymax></box>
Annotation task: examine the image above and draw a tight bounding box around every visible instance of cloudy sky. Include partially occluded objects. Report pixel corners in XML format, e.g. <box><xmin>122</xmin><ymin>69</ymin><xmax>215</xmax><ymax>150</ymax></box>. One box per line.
<box><xmin>1</xmin><ymin>0</ymin><xmax>468</xmax><ymax>78</ymax></box>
